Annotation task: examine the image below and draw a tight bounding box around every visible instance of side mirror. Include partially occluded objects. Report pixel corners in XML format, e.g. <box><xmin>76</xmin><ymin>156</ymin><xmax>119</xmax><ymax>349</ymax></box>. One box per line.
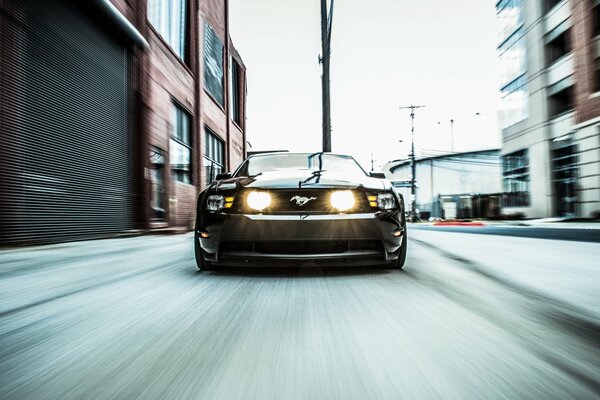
<box><xmin>215</xmin><ymin>172</ymin><xmax>232</xmax><ymax>180</ymax></box>
<box><xmin>369</xmin><ymin>171</ymin><xmax>386</xmax><ymax>179</ymax></box>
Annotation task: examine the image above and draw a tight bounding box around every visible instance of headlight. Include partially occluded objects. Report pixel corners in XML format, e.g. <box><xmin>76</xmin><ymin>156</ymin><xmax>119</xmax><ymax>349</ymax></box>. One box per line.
<box><xmin>247</xmin><ymin>191</ymin><xmax>272</xmax><ymax>211</ymax></box>
<box><xmin>330</xmin><ymin>190</ymin><xmax>355</xmax><ymax>212</ymax></box>
<box><xmin>206</xmin><ymin>195</ymin><xmax>225</xmax><ymax>212</ymax></box>
<box><xmin>377</xmin><ymin>193</ymin><xmax>396</xmax><ymax>210</ymax></box>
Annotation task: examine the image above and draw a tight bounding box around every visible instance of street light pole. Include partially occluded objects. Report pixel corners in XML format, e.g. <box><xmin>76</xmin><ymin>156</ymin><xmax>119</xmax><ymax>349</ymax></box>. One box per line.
<box><xmin>444</xmin><ymin>112</ymin><xmax>480</xmax><ymax>153</ymax></box>
<box><xmin>320</xmin><ymin>0</ymin><xmax>334</xmax><ymax>152</ymax></box>
<box><xmin>399</xmin><ymin>104</ymin><xmax>425</xmax><ymax>222</ymax></box>
<box><xmin>450</xmin><ymin>118</ymin><xmax>455</xmax><ymax>153</ymax></box>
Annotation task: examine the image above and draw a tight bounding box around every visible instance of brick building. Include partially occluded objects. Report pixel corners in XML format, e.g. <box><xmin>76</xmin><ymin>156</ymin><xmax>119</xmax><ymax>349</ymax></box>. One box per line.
<box><xmin>495</xmin><ymin>0</ymin><xmax>600</xmax><ymax>218</ymax></box>
<box><xmin>0</xmin><ymin>0</ymin><xmax>246</xmax><ymax>245</ymax></box>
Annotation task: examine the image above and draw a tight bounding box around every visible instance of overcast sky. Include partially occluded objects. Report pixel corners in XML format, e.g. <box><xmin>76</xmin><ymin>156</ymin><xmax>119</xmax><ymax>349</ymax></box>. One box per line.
<box><xmin>229</xmin><ymin>0</ymin><xmax>501</xmax><ymax>170</ymax></box>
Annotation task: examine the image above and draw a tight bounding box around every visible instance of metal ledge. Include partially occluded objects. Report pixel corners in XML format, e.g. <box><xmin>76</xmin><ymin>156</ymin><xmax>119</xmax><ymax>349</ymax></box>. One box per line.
<box><xmin>87</xmin><ymin>0</ymin><xmax>148</xmax><ymax>49</ymax></box>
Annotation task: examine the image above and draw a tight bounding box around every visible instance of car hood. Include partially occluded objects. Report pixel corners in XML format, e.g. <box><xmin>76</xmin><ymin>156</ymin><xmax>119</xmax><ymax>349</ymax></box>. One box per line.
<box><xmin>215</xmin><ymin>170</ymin><xmax>388</xmax><ymax>191</ymax></box>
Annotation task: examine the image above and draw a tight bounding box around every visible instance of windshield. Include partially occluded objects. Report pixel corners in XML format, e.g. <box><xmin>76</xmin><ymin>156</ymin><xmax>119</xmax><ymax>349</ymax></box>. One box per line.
<box><xmin>235</xmin><ymin>153</ymin><xmax>367</xmax><ymax>177</ymax></box>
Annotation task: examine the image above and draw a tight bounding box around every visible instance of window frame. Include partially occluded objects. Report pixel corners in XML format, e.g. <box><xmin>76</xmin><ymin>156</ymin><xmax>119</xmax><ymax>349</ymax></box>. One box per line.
<box><xmin>170</xmin><ymin>104</ymin><xmax>193</xmax><ymax>184</ymax></box>
<box><xmin>545</xmin><ymin>28</ymin><xmax>571</xmax><ymax>66</ymax></box>
<box><xmin>543</xmin><ymin>0</ymin><xmax>563</xmax><ymax>14</ymax></box>
<box><xmin>203</xmin><ymin>128</ymin><xmax>226</xmax><ymax>186</ymax></box>
<box><xmin>230</xmin><ymin>58</ymin><xmax>242</xmax><ymax>127</ymax></box>
<box><xmin>149</xmin><ymin>147</ymin><xmax>167</xmax><ymax>220</ymax></box>
<box><xmin>147</xmin><ymin>0</ymin><xmax>189</xmax><ymax>63</ymax></box>
<box><xmin>502</xmin><ymin>149</ymin><xmax>530</xmax><ymax>208</ymax></box>
<box><xmin>594</xmin><ymin>2</ymin><xmax>600</xmax><ymax>37</ymax></box>
<box><xmin>203</xmin><ymin>23</ymin><xmax>225</xmax><ymax>106</ymax></box>
<box><xmin>548</xmin><ymin>85</ymin><xmax>575</xmax><ymax>118</ymax></box>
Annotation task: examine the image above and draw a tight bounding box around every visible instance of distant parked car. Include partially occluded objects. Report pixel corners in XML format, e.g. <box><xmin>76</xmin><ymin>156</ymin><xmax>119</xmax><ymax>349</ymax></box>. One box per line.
<box><xmin>194</xmin><ymin>152</ymin><xmax>407</xmax><ymax>270</ymax></box>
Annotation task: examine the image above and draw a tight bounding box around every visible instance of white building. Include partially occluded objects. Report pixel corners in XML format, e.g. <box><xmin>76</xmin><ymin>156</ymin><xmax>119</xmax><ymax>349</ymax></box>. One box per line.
<box><xmin>383</xmin><ymin>150</ymin><xmax>502</xmax><ymax>219</ymax></box>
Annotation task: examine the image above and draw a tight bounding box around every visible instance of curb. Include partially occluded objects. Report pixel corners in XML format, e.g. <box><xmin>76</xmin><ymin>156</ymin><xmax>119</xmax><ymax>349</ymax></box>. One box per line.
<box><xmin>432</xmin><ymin>221</ymin><xmax>485</xmax><ymax>227</ymax></box>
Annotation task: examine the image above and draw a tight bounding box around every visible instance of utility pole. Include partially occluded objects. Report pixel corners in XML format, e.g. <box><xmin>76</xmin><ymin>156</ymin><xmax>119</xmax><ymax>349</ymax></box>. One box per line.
<box><xmin>399</xmin><ymin>104</ymin><xmax>425</xmax><ymax>222</ymax></box>
<box><xmin>450</xmin><ymin>118</ymin><xmax>455</xmax><ymax>153</ymax></box>
<box><xmin>320</xmin><ymin>0</ymin><xmax>334</xmax><ymax>152</ymax></box>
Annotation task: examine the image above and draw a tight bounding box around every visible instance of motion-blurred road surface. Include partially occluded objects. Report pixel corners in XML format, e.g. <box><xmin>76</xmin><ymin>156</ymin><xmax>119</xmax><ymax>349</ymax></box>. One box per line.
<box><xmin>1</xmin><ymin>229</ymin><xmax>599</xmax><ymax>400</ymax></box>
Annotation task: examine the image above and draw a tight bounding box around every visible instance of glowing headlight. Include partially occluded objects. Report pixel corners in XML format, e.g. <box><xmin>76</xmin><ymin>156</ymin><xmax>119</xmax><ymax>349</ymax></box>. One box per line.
<box><xmin>206</xmin><ymin>195</ymin><xmax>225</xmax><ymax>212</ymax></box>
<box><xmin>247</xmin><ymin>191</ymin><xmax>272</xmax><ymax>211</ymax></box>
<box><xmin>377</xmin><ymin>193</ymin><xmax>396</xmax><ymax>210</ymax></box>
<box><xmin>330</xmin><ymin>191</ymin><xmax>355</xmax><ymax>212</ymax></box>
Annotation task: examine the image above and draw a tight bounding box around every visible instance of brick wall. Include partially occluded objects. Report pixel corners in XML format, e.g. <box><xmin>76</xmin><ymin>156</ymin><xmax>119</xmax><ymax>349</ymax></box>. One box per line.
<box><xmin>113</xmin><ymin>0</ymin><xmax>247</xmax><ymax>229</ymax></box>
<box><xmin>198</xmin><ymin>0</ymin><xmax>246</xmax><ymax>178</ymax></box>
<box><xmin>572</xmin><ymin>0</ymin><xmax>600</xmax><ymax>124</ymax></box>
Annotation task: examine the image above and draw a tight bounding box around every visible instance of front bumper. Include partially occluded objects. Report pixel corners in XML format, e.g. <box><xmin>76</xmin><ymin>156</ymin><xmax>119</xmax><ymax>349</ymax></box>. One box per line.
<box><xmin>197</xmin><ymin>212</ymin><xmax>404</xmax><ymax>267</ymax></box>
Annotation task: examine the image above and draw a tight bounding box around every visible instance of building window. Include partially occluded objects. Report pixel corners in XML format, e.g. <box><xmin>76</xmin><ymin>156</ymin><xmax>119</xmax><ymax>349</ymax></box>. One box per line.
<box><xmin>548</xmin><ymin>85</ymin><xmax>575</xmax><ymax>117</ymax></box>
<box><xmin>147</xmin><ymin>0</ymin><xmax>188</xmax><ymax>61</ymax></box>
<box><xmin>230</xmin><ymin>59</ymin><xmax>242</xmax><ymax>126</ymax></box>
<box><xmin>545</xmin><ymin>29</ymin><xmax>571</xmax><ymax>65</ymax></box>
<box><xmin>204</xmin><ymin>23</ymin><xmax>224</xmax><ymax>106</ymax></box>
<box><xmin>204</xmin><ymin>129</ymin><xmax>225</xmax><ymax>186</ymax></box>
<box><xmin>592</xmin><ymin>2</ymin><xmax>600</xmax><ymax>91</ymax></box>
<box><xmin>500</xmin><ymin>74</ymin><xmax>529</xmax><ymax>128</ymax></box>
<box><xmin>498</xmin><ymin>23</ymin><xmax>528</xmax><ymax>129</ymax></box>
<box><xmin>551</xmin><ymin>140</ymin><xmax>578</xmax><ymax>217</ymax></box>
<box><xmin>498</xmin><ymin>29</ymin><xmax>527</xmax><ymax>87</ymax></box>
<box><xmin>544</xmin><ymin>0</ymin><xmax>562</xmax><ymax>14</ymax></box>
<box><xmin>497</xmin><ymin>0</ymin><xmax>524</xmax><ymax>42</ymax></box>
<box><xmin>150</xmin><ymin>147</ymin><xmax>166</xmax><ymax>220</ymax></box>
<box><xmin>170</xmin><ymin>105</ymin><xmax>192</xmax><ymax>184</ymax></box>
<box><xmin>594</xmin><ymin>59</ymin><xmax>600</xmax><ymax>92</ymax></box>
<box><xmin>594</xmin><ymin>2</ymin><xmax>600</xmax><ymax>37</ymax></box>
<box><xmin>503</xmin><ymin>149</ymin><xmax>530</xmax><ymax>207</ymax></box>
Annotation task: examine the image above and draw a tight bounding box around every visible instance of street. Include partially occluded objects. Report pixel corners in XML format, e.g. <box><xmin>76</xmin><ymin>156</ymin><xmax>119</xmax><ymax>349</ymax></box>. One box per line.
<box><xmin>1</xmin><ymin>228</ymin><xmax>599</xmax><ymax>400</ymax></box>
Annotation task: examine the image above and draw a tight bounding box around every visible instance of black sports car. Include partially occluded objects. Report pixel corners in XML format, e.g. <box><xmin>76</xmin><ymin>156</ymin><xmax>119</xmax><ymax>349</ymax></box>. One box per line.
<box><xmin>194</xmin><ymin>152</ymin><xmax>407</xmax><ymax>270</ymax></box>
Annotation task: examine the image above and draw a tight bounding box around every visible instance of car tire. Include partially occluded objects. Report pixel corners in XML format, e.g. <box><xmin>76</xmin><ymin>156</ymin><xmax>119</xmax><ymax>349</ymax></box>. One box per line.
<box><xmin>194</xmin><ymin>230</ymin><xmax>213</xmax><ymax>271</ymax></box>
<box><xmin>392</xmin><ymin>232</ymin><xmax>407</xmax><ymax>270</ymax></box>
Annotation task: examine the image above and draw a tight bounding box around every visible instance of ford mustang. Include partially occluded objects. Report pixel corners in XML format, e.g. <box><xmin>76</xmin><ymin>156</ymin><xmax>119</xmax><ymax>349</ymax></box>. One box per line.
<box><xmin>194</xmin><ymin>152</ymin><xmax>407</xmax><ymax>270</ymax></box>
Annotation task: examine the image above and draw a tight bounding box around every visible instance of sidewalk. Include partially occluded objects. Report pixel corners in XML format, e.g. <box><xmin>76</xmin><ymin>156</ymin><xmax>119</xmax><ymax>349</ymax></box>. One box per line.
<box><xmin>501</xmin><ymin>218</ymin><xmax>600</xmax><ymax>230</ymax></box>
<box><xmin>0</xmin><ymin>234</ymin><xmax>193</xmax><ymax>316</ymax></box>
<box><xmin>418</xmin><ymin>218</ymin><xmax>600</xmax><ymax>230</ymax></box>
<box><xmin>409</xmin><ymin>228</ymin><xmax>600</xmax><ymax>322</ymax></box>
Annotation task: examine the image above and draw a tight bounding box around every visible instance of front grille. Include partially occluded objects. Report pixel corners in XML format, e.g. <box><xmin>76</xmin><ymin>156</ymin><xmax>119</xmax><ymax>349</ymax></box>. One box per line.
<box><xmin>219</xmin><ymin>240</ymin><xmax>383</xmax><ymax>256</ymax></box>
<box><xmin>220</xmin><ymin>241</ymin><xmax>253</xmax><ymax>253</ymax></box>
<box><xmin>231</xmin><ymin>189</ymin><xmax>372</xmax><ymax>214</ymax></box>
<box><xmin>256</xmin><ymin>241</ymin><xmax>348</xmax><ymax>254</ymax></box>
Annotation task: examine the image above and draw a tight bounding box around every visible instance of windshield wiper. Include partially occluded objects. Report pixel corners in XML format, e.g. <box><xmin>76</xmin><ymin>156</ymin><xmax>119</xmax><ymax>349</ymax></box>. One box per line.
<box><xmin>299</xmin><ymin>169</ymin><xmax>326</xmax><ymax>188</ymax></box>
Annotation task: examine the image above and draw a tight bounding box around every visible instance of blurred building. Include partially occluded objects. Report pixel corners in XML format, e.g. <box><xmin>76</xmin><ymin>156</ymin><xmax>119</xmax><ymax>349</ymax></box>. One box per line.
<box><xmin>0</xmin><ymin>0</ymin><xmax>247</xmax><ymax>245</ymax></box>
<box><xmin>383</xmin><ymin>150</ymin><xmax>502</xmax><ymax>220</ymax></box>
<box><xmin>496</xmin><ymin>0</ymin><xmax>600</xmax><ymax>218</ymax></box>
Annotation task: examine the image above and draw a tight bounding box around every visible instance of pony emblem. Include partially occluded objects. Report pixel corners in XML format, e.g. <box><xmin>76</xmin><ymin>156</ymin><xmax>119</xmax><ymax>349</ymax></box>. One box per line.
<box><xmin>290</xmin><ymin>196</ymin><xmax>317</xmax><ymax>206</ymax></box>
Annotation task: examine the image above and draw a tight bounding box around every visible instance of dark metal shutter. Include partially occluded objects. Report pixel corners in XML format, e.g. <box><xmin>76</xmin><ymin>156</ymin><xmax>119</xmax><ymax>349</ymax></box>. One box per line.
<box><xmin>0</xmin><ymin>0</ymin><xmax>132</xmax><ymax>245</ymax></box>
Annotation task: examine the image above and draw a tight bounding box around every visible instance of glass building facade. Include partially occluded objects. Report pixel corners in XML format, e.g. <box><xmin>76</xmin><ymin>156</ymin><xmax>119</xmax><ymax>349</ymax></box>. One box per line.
<box><xmin>497</xmin><ymin>0</ymin><xmax>528</xmax><ymax>128</ymax></box>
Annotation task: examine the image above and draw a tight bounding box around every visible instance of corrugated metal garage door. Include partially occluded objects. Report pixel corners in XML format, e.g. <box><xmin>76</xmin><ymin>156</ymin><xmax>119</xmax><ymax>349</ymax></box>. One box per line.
<box><xmin>0</xmin><ymin>0</ymin><xmax>133</xmax><ymax>245</ymax></box>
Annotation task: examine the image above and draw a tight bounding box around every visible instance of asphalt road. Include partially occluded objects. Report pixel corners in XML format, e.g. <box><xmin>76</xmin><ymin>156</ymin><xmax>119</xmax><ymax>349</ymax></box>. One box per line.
<box><xmin>1</xmin><ymin>232</ymin><xmax>599</xmax><ymax>400</ymax></box>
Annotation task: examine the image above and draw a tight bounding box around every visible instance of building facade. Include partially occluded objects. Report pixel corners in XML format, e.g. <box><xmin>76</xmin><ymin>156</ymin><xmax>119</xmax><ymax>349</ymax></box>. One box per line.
<box><xmin>496</xmin><ymin>0</ymin><xmax>600</xmax><ymax>218</ymax></box>
<box><xmin>383</xmin><ymin>150</ymin><xmax>503</xmax><ymax>219</ymax></box>
<box><xmin>0</xmin><ymin>0</ymin><xmax>246</xmax><ymax>245</ymax></box>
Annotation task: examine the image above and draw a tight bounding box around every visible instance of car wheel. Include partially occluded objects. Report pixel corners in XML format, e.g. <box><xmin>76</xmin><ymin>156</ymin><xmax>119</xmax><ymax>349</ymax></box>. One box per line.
<box><xmin>392</xmin><ymin>232</ymin><xmax>407</xmax><ymax>269</ymax></box>
<box><xmin>194</xmin><ymin>230</ymin><xmax>213</xmax><ymax>271</ymax></box>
